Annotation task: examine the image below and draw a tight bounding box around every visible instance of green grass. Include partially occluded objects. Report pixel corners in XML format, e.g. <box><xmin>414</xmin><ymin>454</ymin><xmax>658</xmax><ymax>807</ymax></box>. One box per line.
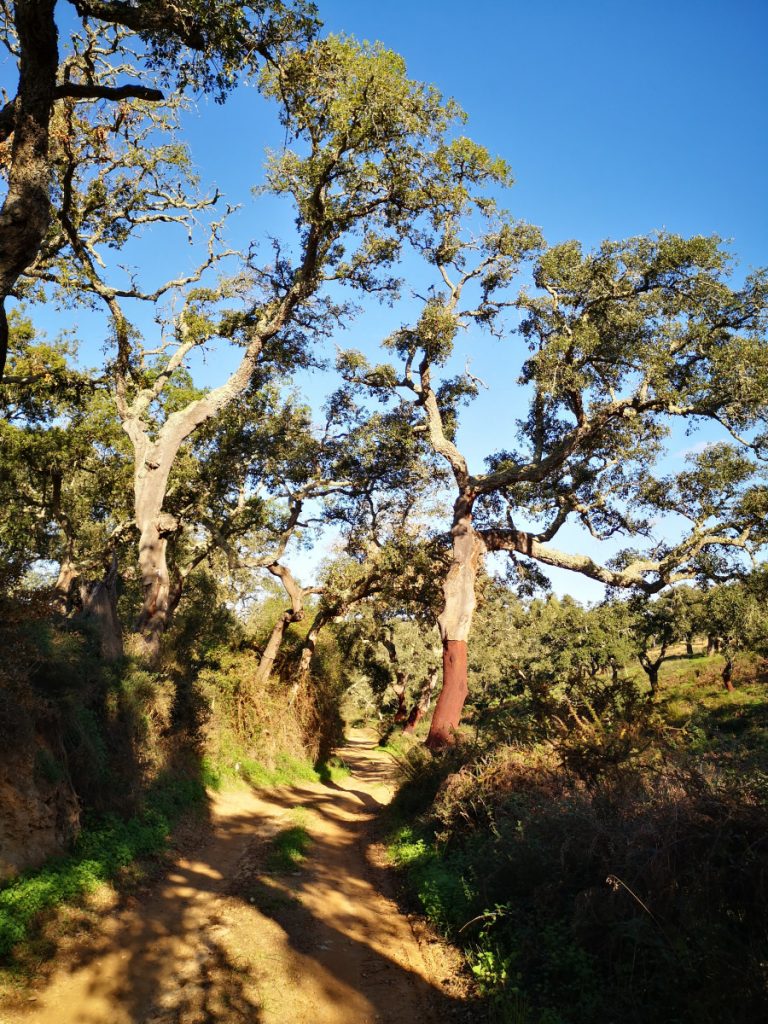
<box><xmin>0</xmin><ymin>774</ymin><xmax>206</xmax><ymax>961</ymax></box>
<box><xmin>202</xmin><ymin>749</ymin><xmax>352</xmax><ymax>791</ymax></box>
<box><xmin>266</xmin><ymin>809</ymin><xmax>312</xmax><ymax>873</ymax></box>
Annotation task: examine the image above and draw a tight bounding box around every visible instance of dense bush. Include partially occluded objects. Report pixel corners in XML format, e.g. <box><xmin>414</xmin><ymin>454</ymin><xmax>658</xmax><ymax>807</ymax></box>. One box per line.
<box><xmin>389</xmin><ymin>686</ymin><xmax>768</xmax><ymax>1024</ymax></box>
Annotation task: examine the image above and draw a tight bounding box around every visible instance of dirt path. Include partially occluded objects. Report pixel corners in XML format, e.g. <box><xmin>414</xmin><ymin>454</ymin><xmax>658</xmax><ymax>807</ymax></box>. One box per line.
<box><xmin>1</xmin><ymin>730</ymin><xmax>470</xmax><ymax>1024</ymax></box>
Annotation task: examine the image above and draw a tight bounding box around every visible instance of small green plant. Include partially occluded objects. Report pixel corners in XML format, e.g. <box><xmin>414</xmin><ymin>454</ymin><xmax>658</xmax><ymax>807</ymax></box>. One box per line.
<box><xmin>266</xmin><ymin>809</ymin><xmax>312</xmax><ymax>873</ymax></box>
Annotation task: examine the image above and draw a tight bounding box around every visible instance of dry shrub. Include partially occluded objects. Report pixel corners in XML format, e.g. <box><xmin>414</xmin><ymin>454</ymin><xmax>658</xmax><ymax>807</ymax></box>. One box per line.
<box><xmin>197</xmin><ymin>649</ymin><xmax>309</xmax><ymax>773</ymax></box>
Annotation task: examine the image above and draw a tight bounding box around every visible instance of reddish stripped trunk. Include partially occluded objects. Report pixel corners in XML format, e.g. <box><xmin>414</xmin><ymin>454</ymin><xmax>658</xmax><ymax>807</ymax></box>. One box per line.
<box><xmin>426</xmin><ymin>641</ymin><xmax>469</xmax><ymax>748</ymax></box>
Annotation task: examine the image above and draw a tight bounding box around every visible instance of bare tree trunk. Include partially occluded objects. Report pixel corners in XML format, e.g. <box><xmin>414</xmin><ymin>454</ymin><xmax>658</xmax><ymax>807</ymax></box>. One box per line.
<box><xmin>380</xmin><ymin>630</ymin><xmax>408</xmax><ymax>722</ymax></box>
<box><xmin>639</xmin><ymin>650</ymin><xmax>663</xmax><ymax>696</ymax></box>
<box><xmin>722</xmin><ymin>655</ymin><xmax>735</xmax><ymax>692</ymax></box>
<box><xmin>294</xmin><ymin>611</ymin><xmax>328</xmax><ymax>693</ymax></box>
<box><xmin>254</xmin><ymin>612</ymin><xmax>292</xmax><ymax>688</ymax></box>
<box><xmin>52</xmin><ymin>555</ymin><xmax>79</xmax><ymax>616</ymax></box>
<box><xmin>129</xmin><ymin>443</ymin><xmax>180</xmax><ymax>659</ymax></box>
<box><xmin>685</xmin><ymin>633</ymin><xmax>694</xmax><ymax>657</ymax></box>
<box><xmin>403</xmin><ymin>666</ymin><xmax>439</xmax><ymax>734</ymax></box>
<box><xmin>647</xmin><ymin>662</ymin><xmax>659</xmax><ymax>696</ymax></box>
<box><xmin>426</xmin><ymin>494</ymin><xmax>484</xmax><ymax>750</ymax></box>
<box><xmin>392</xmin><ymin>672</ymin><xmax>408</xmax><ymax>722</ymax></box>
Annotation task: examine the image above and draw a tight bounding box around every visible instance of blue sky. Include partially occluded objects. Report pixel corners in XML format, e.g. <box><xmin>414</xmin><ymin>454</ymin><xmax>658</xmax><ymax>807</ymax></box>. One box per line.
<box><xmin>6</xmin><ymin>0</ymin><xmax>767</xmax><ymax>600</ymax></box>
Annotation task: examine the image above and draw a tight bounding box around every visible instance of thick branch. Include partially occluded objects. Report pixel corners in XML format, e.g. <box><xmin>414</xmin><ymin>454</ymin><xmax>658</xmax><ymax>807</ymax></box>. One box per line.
<box><xmin>54</xmin><ymin>82</ymin><xmax>164</xmax><ymax>102</ymax></box>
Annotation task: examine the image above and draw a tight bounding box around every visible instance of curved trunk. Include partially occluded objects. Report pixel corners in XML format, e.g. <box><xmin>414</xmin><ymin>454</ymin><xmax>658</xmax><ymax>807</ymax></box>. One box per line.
<box><xmin>257</xmin><ymin>562</ymin><xmax>310</xmax><ymax>689</ymax></box>
<box><xmin>426</xmin><ymin>493</ymin><xmax>484</xmax><ymax>750</ymax></box>
<box><xmin>295</xmin><ymin>611</ymin><xmax>328</xmax><ymax>692</ymax></box>
<box><xmin>79</xmin><ymin>556</ymin><xmax>123</xmax><ymax>661</ymax></box>
<box><xmin>52</xmin><ymin>556</ymin><xmax>79</xmax><ymax>616</ymax></box>
<box><xmin>404</xmin><ymin>666</ymin><xmax>439</xmax><ymax>734</ymax></box>
<box><xmin>392</xmin><ymin>672</ymin><xmax>408</xmax><ymax>723</ymax></box>
<box><xmin>254</xmin><ymin>612</ymin><xmax>292</xmax><ymax>689</ymax></box>
<box><xmin>0</xmin><ymin>0</ymin><xmax>58</xmax><ymax>382</ymax></box>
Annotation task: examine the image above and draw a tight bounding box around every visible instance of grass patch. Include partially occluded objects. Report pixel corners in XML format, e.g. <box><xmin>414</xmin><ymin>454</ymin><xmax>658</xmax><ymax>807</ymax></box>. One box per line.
<box><xmin>203</xmin><ymin>748</ymin><xmax>352</xmax><ymax>791</ymax></box>
<box><xmin>266</xmin><ymin>809</ymin><xmax>312</xmax><ymax>873</ymax></box>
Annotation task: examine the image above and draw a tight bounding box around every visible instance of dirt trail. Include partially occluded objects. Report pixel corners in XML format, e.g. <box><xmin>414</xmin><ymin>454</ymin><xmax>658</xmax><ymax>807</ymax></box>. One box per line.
<box><xmin>2</xmin><ymin>730</ymin><xmax>469</xmax><ymax>1024</ymax></box>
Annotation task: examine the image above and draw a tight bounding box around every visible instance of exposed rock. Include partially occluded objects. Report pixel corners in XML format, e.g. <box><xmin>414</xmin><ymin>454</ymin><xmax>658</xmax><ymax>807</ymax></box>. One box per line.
<box><xmin>0</xmin><ymin>718</ymin><xmax>80</xmax><ymax>880</ymax></box>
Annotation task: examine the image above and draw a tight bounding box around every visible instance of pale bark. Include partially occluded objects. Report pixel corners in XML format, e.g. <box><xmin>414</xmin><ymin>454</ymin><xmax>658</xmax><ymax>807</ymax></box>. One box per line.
<box><xmin>253</xmin><ymin>563</ymin><xmax>311</xmax><ymax>688</ymax></box>
<box><xmin>52</xmin><ymin>555</ymin><xmax>79</xmax><ymax>616</ymax></box>
<box><xmin>130</xmin><ymin>438</ymin><xmax>179</xmax><ymax>656</ymax></box>
<box><xmin>403</xmin><ymin>665</ymin><xmax>439</xmax><ymax>734</ymax></box>
<box><xmin>380</xmin><ymin>631</ymin><xmax>409</xmax><ymax>722</ymax></box>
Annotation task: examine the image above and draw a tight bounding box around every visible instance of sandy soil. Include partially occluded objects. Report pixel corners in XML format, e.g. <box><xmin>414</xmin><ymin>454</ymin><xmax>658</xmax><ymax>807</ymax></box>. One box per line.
<box><xmin>1</xmin><ymin>730</ymin><xmax>474</xmax><ymax>1024</ymax></box>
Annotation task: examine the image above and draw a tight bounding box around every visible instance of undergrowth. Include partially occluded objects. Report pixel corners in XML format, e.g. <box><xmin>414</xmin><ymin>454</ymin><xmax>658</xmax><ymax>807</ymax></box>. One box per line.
<box><xmin>387</xmin><ymin>667</ymin><xmax>768</xmax><ymax>1024</ymax></box>
<box><xmin>0</xmin><ymin>773</ymin><xmax>206</xmax><ymax>962</ymax></box>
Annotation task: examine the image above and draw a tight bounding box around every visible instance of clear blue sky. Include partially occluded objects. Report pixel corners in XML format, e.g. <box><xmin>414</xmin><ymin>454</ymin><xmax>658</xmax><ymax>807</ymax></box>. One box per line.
<box><xmin>9</xmin><ymin>0</ymin><xmax>768</xmax><ymax>600</ymax></box>
<box><xmin>186</xmin><ymin>0</ymin><xmax>767</xmax><ymax>262</ymax></box>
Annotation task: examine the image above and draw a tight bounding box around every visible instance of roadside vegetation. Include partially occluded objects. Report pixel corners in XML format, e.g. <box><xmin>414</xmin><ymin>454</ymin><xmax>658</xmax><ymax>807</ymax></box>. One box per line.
<box><xmin>384</xmin><ymin>627</ymin><xmax>768</xmax><ymax>1024</ymax></box>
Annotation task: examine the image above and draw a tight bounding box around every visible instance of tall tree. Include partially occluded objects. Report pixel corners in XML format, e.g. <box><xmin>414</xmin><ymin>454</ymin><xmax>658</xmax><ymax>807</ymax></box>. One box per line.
<box><xmin>19</xmin><ymin>35</ymin><xmax>484</xmax><ymax>656</ymax></box>
<box><xmin>344</xmin><ymin>224</ymin><xmax>768</xmax><ymax>746</ymax></box>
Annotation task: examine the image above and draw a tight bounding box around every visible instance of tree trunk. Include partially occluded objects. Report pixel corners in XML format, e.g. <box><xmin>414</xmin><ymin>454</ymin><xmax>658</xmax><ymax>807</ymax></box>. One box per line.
<box><xmin>0</xmin><ymin>0</ymin><xmax>58</xmax><ymax>382</ymax></box>
<box><xmin>254</xmin><ymin>613</ymin><xmax>292</xmax><ymax>689</ymax></box>
<box><xmin>686</xmin><ymin>633</ymin><xmax>694</xmax><ymax>657</ymax></box>
<box><xmin>427</xmin><ymin>641</ymin><xmax>469</xmax><ymax>747</ymax></box>
<box><xmin>647</xmin><ymin>663</ymin><xmax>659</xmax><ymax>696</ymax></box>
<box><xmin>393</xmin><ymin>672</ymin><xmax>408</xmax><ymax>723</ymax></box>
<box><xmin>52</xmin><ymin>556</ymin><xmax>79</xmax><ymax>616</ymax></box>
<box><xmin>639</xmin><ymin>654</ymin><xmax>660</xmax><ymax>696</ymax></box>
<box><xmin>722</xmin><ymin>655</ymin><xmax>735</xmax><ymax>692</ymax></box>
<box><xmin>79</xmin><ymin>556</ymin><xmax>123</xmax><ymax>661</ymax></box>
<box><xmin>130</xmin><ymin>445</ymin><xmax>180</xmax><ymax>660</ymax></box>
<box><xmin>295</xmin><ymin>612</ymin><xmax>327</xmax><ymax>689</ymax></box>
<box><xmin>255</xmin><ymin>563</ymin><xmax>311</xmax><ymax>689</ymax></box>
<box><xmin>426</xmin><ymin>493</ymin><xmax>484</xmax><ymax>750</ymax></box>
<box><xmin>404</xmin><ymin>666</ymin><xmax>439</xmax><ymax>734</ymax></box>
